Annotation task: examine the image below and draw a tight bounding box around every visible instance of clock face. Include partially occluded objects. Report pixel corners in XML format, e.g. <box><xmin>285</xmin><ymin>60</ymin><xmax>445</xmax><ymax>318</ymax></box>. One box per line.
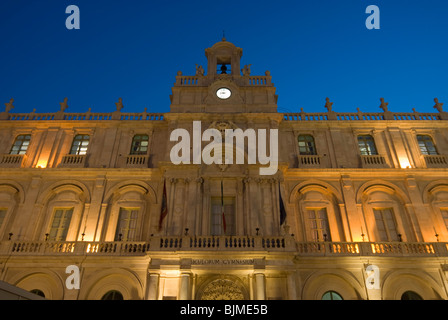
<box><xmin>216</xmin><ymin>88</ymin><xmax>231</xmax><ymax>100</ymax></box>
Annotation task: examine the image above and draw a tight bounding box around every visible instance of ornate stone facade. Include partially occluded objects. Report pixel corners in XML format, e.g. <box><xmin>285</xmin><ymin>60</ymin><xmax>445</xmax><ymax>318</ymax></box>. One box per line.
<box><xmin>0</xmin><ymin>39</ymin><xmax>448</xmax><ymax>300</ymax></box>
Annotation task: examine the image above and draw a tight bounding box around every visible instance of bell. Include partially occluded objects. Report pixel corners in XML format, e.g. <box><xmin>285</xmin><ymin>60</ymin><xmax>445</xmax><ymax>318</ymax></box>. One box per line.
<box><xmin>220</xmin><ymin>64</ymin><xmax>227</xmax><ymax>74</ymax></box>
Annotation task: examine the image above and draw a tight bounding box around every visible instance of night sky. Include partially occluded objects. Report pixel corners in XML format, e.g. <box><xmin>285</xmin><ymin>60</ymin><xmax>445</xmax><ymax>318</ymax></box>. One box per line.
<box><xmin>0</xmin><ymin>0</ymin><xmax>447</xmax><ymax>114</ymax></box>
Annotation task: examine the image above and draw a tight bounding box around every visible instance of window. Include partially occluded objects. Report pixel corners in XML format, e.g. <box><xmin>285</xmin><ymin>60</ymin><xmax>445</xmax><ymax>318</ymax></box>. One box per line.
<box><xmin>130</xmin><ymin>134</ymin><xmax>149</xmax><ymax>155</ymax></box>
<box><xmin>440</xmin><ymin>209</ymin><xmax>448</xmax><ymax>231</ymax></box>
<box><xmin>30</xmin><ymin>289</ymin><xmax>45</xmax><ymax>298</ymax></box>
<box><xmin>358</xmin><ymin>135</ymin><xmax>378</xmax><ymax>155</ymax></box>
<box><xmin>307</xmin><ymin>208</ymin><xmax>331</xmax><ymax>241</ymax></box>
<box><xmin>298</xmin><ymin>135</ymin><xmax>317</xmax><ymax>155</ymax></box>
<box><xmin>211</xmin><ymin>197</ymin><xmax>235</xmax><ymax>236</ymax></box>
<box><xmin>373</xmin><ymin>208</ymin><xmax>399</xmax><ymax>241</ymax></box>
<box><xmin>322</xmin><ymin>291</ymin><xmax>343</xmax><ymax>300</ymax></box>
<box><xmin>10</xmin><ymin>134</ymin><xmax>31</xmax><ymax>155</ymax></box>
<box><xmin>101</xmin><ymin>290</ymin><xmax>124</xmax><ymax>300</ymax></box>
<box><xmin>417</xmin><ymin>135</ymin><xmax>438</xmax><ymax>155</ymax></box>
<box><xmin>115</xmin><ymin>208</ymin><xmax>139</xmax><ymax>241</ymax></box>
<box><xmin>48</xmin><ymin>208</ymin><xmax>73</xmax><ymax>241</ymax></box>
<box><xmin>70</xmin><ymin>134</ymin><xmax>90</xmax><ymax>155</ymax></box>
<box><xmin>401</xmin><ymin>291</ymin><xmax>423</xmax><ymax>300</ymax></box>
<box><xmin>0</xmin><ymin>209</ymin><xmax>6</xmax><ymax>230</ymax></box>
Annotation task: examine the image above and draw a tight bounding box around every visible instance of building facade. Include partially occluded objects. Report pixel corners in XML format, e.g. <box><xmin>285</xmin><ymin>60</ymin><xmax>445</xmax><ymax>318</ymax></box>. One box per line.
<box><xmin>0</xmin><ymin>39</ymin><xmax>448</xmax><ymax>300</ymax></box>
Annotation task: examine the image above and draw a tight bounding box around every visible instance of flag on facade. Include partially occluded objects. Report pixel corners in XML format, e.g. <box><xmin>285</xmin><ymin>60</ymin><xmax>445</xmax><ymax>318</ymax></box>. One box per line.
<box><xmin>158</xmin><ymin>180</ymin><xmax>168</xmax><ymax>231</ymax></box>
<box><xmin>221</xmin><ymin>180</ymin><xmax>227</xmax><ymax>234</ymax></box>
<box><xmin>279</xmin><ymin>183</ymin><xmax>286</xmax><ymax>225</ymax></box>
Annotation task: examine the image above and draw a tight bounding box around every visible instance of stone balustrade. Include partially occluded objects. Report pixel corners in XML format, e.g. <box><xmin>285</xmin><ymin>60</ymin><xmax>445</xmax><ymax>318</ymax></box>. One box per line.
<box><xmin>0</xmin><ymin>154</ymin><xmax>26</xmax><ymax>168</ymax></box>
<box><xmin>125</xmin><ymin>155</ymin><xmax>150</xmax><ymax>168</ymax></box>
<box><xmin>298</xmin><ymin>155</ymin><xmax>322</xmax><ymax>168</ymax></box>
<box><xmin>1</xmin><ymin>107</ymin><xmax>446</xmax><ymax>122</ymax></box>
<box><xmin>59</xmin><ymin>154</ymin><xmax>87</xmax><ymax>168</ymax></box>
<box><xmin>423</xmin><ymin>154</ymin><xmax>448</xmax><ymax>168</ymax></box>
<box><xmin>284</xmin><ymin>111</ymin><xmax>447</xmax><ymax>121</ymax></box>
<box><xmin>361</xmin><ymin>155</ymin><xmax>388</xmax><ymax>168</ymax></box>
<box><xmin>1</xmin><ymin>238</ymin><xmax>447</xmax><ymax>257</ymax></box>
<box><xmin>2</xmin><ymin>111</ymin><xmax>165</xmax><ymax>121</ymax></box>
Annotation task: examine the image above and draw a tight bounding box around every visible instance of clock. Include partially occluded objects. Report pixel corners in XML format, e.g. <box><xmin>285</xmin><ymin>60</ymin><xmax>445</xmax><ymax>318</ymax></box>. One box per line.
<box><xmin>216</xmin><ymin>88</ymin><xmax>232</xmax><ymax>100</ymax></box>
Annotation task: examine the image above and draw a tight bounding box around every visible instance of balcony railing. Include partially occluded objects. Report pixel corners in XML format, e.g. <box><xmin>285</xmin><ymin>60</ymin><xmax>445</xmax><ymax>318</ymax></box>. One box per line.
<box><xmin>361</xmin><ymin>155</ymin><xmax>388</xmax><ymax>168</ymax></box>
<box><xmin>1</xmin><ymin>238</ymin><xmax>448</xmax><ymax>257</ymax></box>
<box><xmin>423</xmin><ymin>154</ymin><xmax>448</xmax><ymax>168</ymax></box>
<box><xmin>58</xmin><ymin>154</ymin><xmax>87</xmax><ymax>168</ymax></box>
<box><xmin>125</xmin><ymin>155</ymin><xmax>150</xmax><ymax>168</ymax></box>
<box><xmin>298</xmin><ymin>155</ymin><xmax>322</xmax><ymax>168</ymax></box>
<box><xmin>0</xmin><ymin>154</ymin><xmax>26</xmax><ymax>168</ymax></box>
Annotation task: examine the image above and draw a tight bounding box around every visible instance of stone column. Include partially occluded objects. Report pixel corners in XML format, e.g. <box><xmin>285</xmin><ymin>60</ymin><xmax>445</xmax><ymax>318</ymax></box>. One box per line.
<box><xmin>340</xmin><ymin>175</ymin><xmax>362</xmax><ymax>242</ymax></box>
<box><xmin>287</xmin><ymin>273</ymin><xmax>297</xmax><ymax>300</ymax></box>
<box><xmin>179</xmin><ymin>273</ymin><xmax>191</xmax><ymax>300</ymax></box>
<box><xmin>254</xmin><ymin>273</ymin><xmax>266</xmax><ymax>300</ymax></box>
<box><xmin>146</xmin><ymin>273</ymin><xmax>160</xmax><ymax>300</ymax></box>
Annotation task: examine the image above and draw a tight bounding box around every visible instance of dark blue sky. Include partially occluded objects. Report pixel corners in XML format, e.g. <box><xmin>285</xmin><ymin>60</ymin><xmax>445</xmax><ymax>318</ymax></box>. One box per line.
<box><xmin>0</xmin><ymin>0</ymin><xmax>447</xmax><ymax>114</ymax></box>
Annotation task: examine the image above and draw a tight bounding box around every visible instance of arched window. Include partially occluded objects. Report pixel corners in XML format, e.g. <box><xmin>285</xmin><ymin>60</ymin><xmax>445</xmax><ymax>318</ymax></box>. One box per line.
<box><xmin>373</xmin><ymin>208</ymin><xmax>399</xmax><ymax>242</ymax></box>
<box><xmin>307</xmin><ymin>208</ymin><xmax>331</xmax><ymax>241</ymax></box>
<box><xmin>101</xmin><ymin>290</ymin><xmax>124</xmax><ymax>300</ymax></box>
<box><xmin>298</xmin><ymin>135</ymin><xmax>317</xmax><ymax>155</ymax></box>
<box><xmin>322</xmin><ymin>291</ymin><xmax>343</xmax><ymax>300</ymax></box>
<box><xmin>48</xmin><ymin>208</ymin><xmax>74</xmax><ymax>241</ymax></box>
<box><xmin>401</xmin><ymin>291</ymin><xmax>423</xmax><ymax>300</ymax></box>
<box><xmin>357</xmin><ymin>135</ymin><xmax>378</xmax><ymax>155</ymax></box>
<box><xmin>30</xmin><ymin>289</ymin><xmax>45</xmax><ymax>298</ymax></box>
<box><xmin>70</xmin><ymin>134</ymin><xmax>90</xmax><ymax>155</ymax></box>
<box><xmin>10</xmin><ymin>134</ymin><xmax>31</xmax><ymax>155</ymax></box>
<box><xmin>417</xmin><ymin>135</ymin><xmax>438</xmax><ymax>155</ymax></box>
<box><xmin>115</xmin><ymin>208</ymin><xmax>139</xmax><ymax>241</ymax></box>
<box><xmin>130</xmin><ymin>134</ymin><xmax>149</xmax><ymax>155</ymax></box>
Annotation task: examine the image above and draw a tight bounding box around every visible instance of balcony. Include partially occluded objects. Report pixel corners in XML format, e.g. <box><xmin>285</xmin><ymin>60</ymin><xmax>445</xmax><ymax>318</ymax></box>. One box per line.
<box><xmin>298</xmin><ymin>155</ymin><xmax>322</xmax><ymax>168</ymax></box>
<box><xmin>58</xmin><ymin>154</ymin><xmax>87</xmax><ymax>168</ymax></box>
<box><xmin>423</xmin><ymin>155</ymin><xmax>448</xmax><ymax>168</ymax></box>
<box><xmin>360</xmin><ymin>155</ymin><xmax>388</xmax><ymax>168</ymax></box>
<box><xmin>125</xmin><ymin>155</ymin><xmax>150</xmax><ymax>168</ymax></box>
<box><xmin>1</xmin><ymin>238</ymin><xmax>447</xmax><ymax>258</ymax></box>
<box><xmin>0</xmin><ymin>154</ymin><xmax>26</xmax><ymax>168</ymax></box>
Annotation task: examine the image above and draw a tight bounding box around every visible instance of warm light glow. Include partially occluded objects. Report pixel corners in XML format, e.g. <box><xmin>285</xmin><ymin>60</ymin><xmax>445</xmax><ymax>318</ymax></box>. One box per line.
<box><xmin>36</xmin><ymin>160</ymin><xmax>48</xmax><ymax>169</ymax></box>
<box><xmin>398</xmin><ymin>157</ymin><xmax>411</xmax><ymax>169</ymax></box>
<box><xmin>86</xmin><ymin>243</ymin><xmax>99</xmax><ymax>253</ymax></box>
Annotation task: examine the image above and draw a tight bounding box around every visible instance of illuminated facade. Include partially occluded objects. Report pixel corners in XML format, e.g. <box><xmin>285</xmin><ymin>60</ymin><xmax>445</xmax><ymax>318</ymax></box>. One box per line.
<box><xmin>1</xmin><ymin>39</ymin><xmax>448</xmax><ymax>300</ymax></box>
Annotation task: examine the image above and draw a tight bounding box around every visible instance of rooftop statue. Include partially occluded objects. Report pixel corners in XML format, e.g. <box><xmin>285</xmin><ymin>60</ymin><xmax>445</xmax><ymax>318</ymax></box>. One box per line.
<box><xmin>195</xmin><ymin>64</ymin><xmax>204</xmax><ymax>76</ymax></box>
<box><xmin>241</xmin><ymin>64</ymin><xmax>252</xmax><ymax>76</ymax></box>
<box><xmin>325</xmin><ymin>97</ymin><xmax>333</xmax><ymax>112</ymax></box>
<box><xmin>4</xmin><ymin>98</ymin><xmax>14</xmax><ymax>113</ymax></box>
<box><xmin>434</xmin><ymin>98</ymin><xmax>444</xmax><ymax>112</ymax></box>
<box><xmin>60</xmin><ymin>97</ymin><xmax>69</xmax><ymax>112</ymax></box>
<box><xmin>115</xmin><ymin>98</ymin><xmax>124</xmax><ymax>112</ymax></box>
<box><xmin>379</xmin><ymin>97</ymin><xmax>389</xmax><ymax>112</ymax></box>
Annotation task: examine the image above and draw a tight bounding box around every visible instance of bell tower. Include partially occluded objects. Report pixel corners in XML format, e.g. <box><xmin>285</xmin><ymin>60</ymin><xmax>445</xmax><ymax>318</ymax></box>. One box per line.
<box><xmin>205</xmin><ymin>37</ymin><xmax>243</xmax><ymax>77</ymax></box>
<box><xmin>169</xmin><ymin>39</ymin><xmax>278</xmax><ymax>113</ymax></box>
